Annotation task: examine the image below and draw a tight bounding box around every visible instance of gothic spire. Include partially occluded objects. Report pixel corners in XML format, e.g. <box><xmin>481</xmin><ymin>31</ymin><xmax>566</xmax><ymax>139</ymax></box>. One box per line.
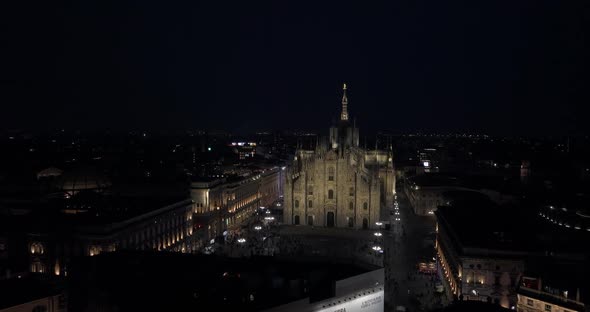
<box><xmin>340</xmin><ymin>83</ymin><xmax>349</xmax><ymax>121</ymax></box>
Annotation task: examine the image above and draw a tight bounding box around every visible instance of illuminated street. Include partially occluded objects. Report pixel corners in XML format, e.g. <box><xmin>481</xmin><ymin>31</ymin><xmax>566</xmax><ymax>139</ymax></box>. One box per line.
<box><xmin>382</xmin><ymin>188</ymin><xmax>452</xmax><ymax>311</ymax></box>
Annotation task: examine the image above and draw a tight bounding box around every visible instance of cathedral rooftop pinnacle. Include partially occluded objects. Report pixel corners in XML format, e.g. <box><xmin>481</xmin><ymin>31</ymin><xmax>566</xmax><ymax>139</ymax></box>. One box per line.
<box><xmin>340</xmin><ymin>83</ymin><xmax>349</xmax><ymax>121</ymax></box>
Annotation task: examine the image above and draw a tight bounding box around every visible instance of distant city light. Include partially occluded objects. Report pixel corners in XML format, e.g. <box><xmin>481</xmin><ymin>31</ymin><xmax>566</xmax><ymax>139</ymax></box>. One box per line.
<box><xmin>237</xmin><ymin>238</ymin><xmax>246</xmax><ymax>244</ymax></box>
<box><xmin>375</xmin><ymin>222</ymin><xmax>383</xmax><ymax>226</ymax></box>
<box><xmin>374</xmin><ymin>232</ymin><xmax>382</xmax><ymax>237</ymax></box>
<box><xmin>254</xmin><ymin>226</ymin><xmax>262</xmax><ymax>231</ymax></box>
<box><xmin>207</xmin><ymin>147</ymin><xmax>212</xmax><ymax>151</ymax></box>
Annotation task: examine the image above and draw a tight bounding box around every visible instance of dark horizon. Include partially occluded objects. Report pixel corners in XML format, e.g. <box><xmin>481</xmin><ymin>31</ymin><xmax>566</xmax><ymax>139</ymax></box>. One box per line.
<box><xmin>2</xmin><ymin>1</ymin><xmax>588</xmax><ymax>135</ymax></box>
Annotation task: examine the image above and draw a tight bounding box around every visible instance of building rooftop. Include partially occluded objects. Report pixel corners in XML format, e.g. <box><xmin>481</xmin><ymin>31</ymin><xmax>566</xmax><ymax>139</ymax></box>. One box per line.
<box><xmin>436</xmin><ymin>195</ymin><xmax>590</xmax><ymax>256</ymax></box>
<box><xmin>0</xmin><ymin>275</ymin><xmax>65</xmax><ymax>310</ymax></box>
<box><xmin>409</xmin><ymin>173</ymin><xmax>524</xmax><ymax>196</ymax></box>
<box><xmin>68</xmin><ymin>251</ymin><xmax>372</xmax><ymax>312</ymax></box>
<box><xmin>520</xmin><ymin>259</ymin><xmax>590</xmax><ymax>308</ymax></box>
<box><xmin>0</xmin><ymin>194</ymin><xmax>189</xmax><ymax>236</ymax></box>
<box><xmin>409</xmin><ymin>173</ymin><xmax>462</xmax><ymax>188</ymax></box>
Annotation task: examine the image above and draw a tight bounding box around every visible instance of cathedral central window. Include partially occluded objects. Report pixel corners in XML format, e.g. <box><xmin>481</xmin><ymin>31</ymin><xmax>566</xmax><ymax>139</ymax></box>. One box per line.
<box><xmin>328</xmin><ymin>167</ymin><xmax>335</xmax><ymax>181</ymax></box>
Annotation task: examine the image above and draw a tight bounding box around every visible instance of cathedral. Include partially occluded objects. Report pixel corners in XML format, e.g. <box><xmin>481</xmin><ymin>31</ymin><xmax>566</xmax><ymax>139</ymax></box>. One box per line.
<box><xmin>284</xmin><ymin>84</ymin><xmax>396</xmax><ymax>229</ymax></box>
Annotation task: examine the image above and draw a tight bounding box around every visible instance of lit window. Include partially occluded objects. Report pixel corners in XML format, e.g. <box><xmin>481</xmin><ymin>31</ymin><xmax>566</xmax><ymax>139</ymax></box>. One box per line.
<box><xmin>31</xmin><ymin>261</ymin><xmax>44</xmax><ymax>273</ymax></box>
<box><xmin>30</xmin><ymin>242</ymin><xmax>44</xmax><ymax>255</ymax></box>
<box><xmin>88</xmin><ymin>246</ymin><xmax>101</xmax><ymax>257</ymax></box>
<box><xmin>527</xmin><ymin>299</ymin><xmax>533</xmax><ymax>306</ymax></box>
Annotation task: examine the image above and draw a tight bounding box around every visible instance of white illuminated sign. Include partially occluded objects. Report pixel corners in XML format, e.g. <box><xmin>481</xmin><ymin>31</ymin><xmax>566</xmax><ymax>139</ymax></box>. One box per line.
<box><xmin>315</xmin><ymin>290</ymin><xmax>384</xmax><ymax>312</ymax></box>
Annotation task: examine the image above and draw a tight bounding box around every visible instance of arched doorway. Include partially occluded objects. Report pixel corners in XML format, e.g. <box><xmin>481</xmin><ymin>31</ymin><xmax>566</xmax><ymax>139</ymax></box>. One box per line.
<box><xmin>348</xmin><ymin>217</ymin><xmax>354</xmax><ymax>228</ymax></box>
<box><xmin>326</xmin><ymin>212</ymin><xmax>335</xmax><ymax>227</ymax></box>
<box><xmin>294</xmin><ymin>215</ymin><xmax>300</xmax><ymax>225</ymax></box>
<box><xmin>362</xmin><ymin>218</ymin><xmax>368</xmax><ymax>229</ymax></box>
<box><xmin>307</xmin><ymin>215</ymin><xmax>313</xmax><ymax>226</ymax></box>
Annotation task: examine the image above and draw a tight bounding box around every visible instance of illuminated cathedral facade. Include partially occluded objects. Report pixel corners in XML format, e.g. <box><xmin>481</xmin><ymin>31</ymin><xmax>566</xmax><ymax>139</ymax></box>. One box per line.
<box><xmin>284</xmin><ymin>84</ymin><xmax>396</xmax><ymax>229</ymax></box>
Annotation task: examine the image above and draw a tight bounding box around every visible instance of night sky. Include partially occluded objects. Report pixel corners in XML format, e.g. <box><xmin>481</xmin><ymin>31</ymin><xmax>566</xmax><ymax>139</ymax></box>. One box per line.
<box><xmin>1</xmin><ymin>1</ymin><xmax>587</xmax><ymax>135</ymax></box>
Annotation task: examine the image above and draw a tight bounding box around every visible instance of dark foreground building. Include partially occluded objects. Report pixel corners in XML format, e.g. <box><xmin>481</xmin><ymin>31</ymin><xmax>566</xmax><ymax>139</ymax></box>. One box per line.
<box><xmin>67</xmin><ymin>251</ymin><xmax>384</xmax><ymax>312</ymax></box>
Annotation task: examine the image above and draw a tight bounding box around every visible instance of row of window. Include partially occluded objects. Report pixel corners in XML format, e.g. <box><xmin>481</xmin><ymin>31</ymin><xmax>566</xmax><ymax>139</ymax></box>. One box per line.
<box><xmin>294</xmin><ymin>199</ymin><xmax>368</xmax><ymax>210</ymax></box>
<box><xmin>525</xmin><ymin>298</ymin><xmax>571</xmax><ymax>312</ymax></box>
<box><xmin>308</xmin><ymin>186</ymin><xmax>356</xmax><ymax>196</ymax></box>
<box><xmin>293</xmin><ymin>215</ymin><xmax>369</xmax><ymax>228</ymax></box>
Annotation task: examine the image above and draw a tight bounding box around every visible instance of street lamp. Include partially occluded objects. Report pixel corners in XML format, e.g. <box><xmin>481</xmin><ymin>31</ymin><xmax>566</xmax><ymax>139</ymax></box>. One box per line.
<box><xmin>372</xmin><ymin>246</ymin><xmax>383</xmax><ymax>254</ymax></box>
<box><xmin>237</xmin><ymin>238</ymin><xmax>246</xmax><ymax>244</ymax></box>
<box><xmin>375</xmin><ymin>222</ymin><xmax>383</xmax><ymax>226</ymax></box>
<box><xmin>254</xmin><ymin>225</ymin><xmax>262</xmax><ymax>231</ymax></box>
<box><xmin>374</xmin><ymin>232</ymin><xmax>383</xmax><ymax>237</ymax></box>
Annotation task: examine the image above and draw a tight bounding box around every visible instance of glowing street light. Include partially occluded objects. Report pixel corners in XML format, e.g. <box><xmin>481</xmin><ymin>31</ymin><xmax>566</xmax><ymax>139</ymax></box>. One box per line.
<box><xmin>375</xmin><ymin>222</ymin><xmax>383</xmax><ymax>226</ymax></box>
<box><xmin>254</xmin><ymin>225</ymin><xmax>262</xmax><ymax>231</ymax></box>
<box><xmin>374</xmin><ymin>232</ymin><xmax>383</xmax><ymax>237</ymax></box>
<box><xmin>237</xmin><ymin>238</ymin><xmax>246</xmax><ymax>244</ymax></box>
<box><xmin>372</xmin><ymin>246</ymin><xmax>382</xmax><ymax>251</ymax></box>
